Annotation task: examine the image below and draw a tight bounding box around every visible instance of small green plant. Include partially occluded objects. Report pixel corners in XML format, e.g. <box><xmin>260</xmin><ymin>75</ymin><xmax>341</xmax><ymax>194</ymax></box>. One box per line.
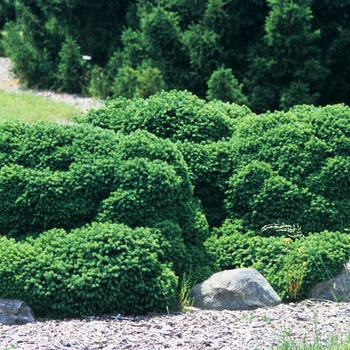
<box><xmin>176</xmin><ymin>272</ymin><xmax>195</xmax><ymax>312</ymax></box>
<box><xmin>87</xmin><ymin>65</ymin><xmax>110</xmax><ymax>99</ymax></box>
<box><xmin>262</xmin><ymin>315</ymin><xmax>271</xmax><ymax>324</ymax></box>
<box><xmin>241</xmin><ymin>314</ymin><xmax>256</xmax><ymax>324</ymax></box>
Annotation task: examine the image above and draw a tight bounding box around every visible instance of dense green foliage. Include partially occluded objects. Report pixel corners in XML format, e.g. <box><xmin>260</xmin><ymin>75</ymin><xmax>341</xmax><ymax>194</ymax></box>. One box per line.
<box><xmin>2</xmin><ymin>0</ymin><xmax>350</xmax><ymax>110</ymax></box>
<box><xmin>2</xmin><ymin>91</ymin><xmax>350</xmax><ymax>315</ymax></box>
<box><xmin>77</xmin><ymin>94</ymin><xmax>350</xmax><ymax>305</ymax></box>
<box><xmin>78</xmin><ymin>90</ymin><xmax>246</xmax><ymax>227</ymax></box>
<box><xmin>225</xmin><ymin>103</ymin><xmax>350</xmax><ymax>234</ymax></box>
<box><xmin>78</xmin><ymin>90</ymin><xmax>235</xmax><ymax>142</ymax></box>
<box><xmin>206</xmin><ymin>67</ymin><xmax>248</xmax><ymax>105</ymax></box>
<box><xmin>0</xmin><ymin>223</ymin><xmax>177</xmax><ymax>317</ymax></box>
<box><xmin>2</xmin><ymin>0</ymin><xmax>133</xmax><ymax>91</ymax></box>
<box><xmin>206</xmin><ymin>220</ymin><xmax>350</xmax><ymax>300</ymax></box>
<box><xmin>0</xmin><ymin>120</ymin><xmax>215</xmax><ymax>317</ymax></box>
<box><xmin>78</xmin><ymin>92</ymin><xmax>350</xmax><ymax>235</ymax></box>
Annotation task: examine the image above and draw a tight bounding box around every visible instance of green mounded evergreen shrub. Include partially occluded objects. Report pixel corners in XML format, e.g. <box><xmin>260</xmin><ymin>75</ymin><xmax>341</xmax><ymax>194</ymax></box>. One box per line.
<box><xmin>94</xmin><ymin>130</ymin><xmax>216</xmax><ymax>280</ymax></box>
<box><xmin>77</xmin><ymin>90</ymin><xmax>255</xmax><ymax>229</ymax></box>
<box><xmin>112</xmin><ymin>61</ymin><xmax>166</xmax><ymax>99</ymax></box>
<box><xmin>206</xmin><ymin>220</ymin><xmax>350</xmax><ymax>301</ymax></box>
<box><xmin>0</xmin><ymin>222</ymin><xmax>178</xmax><ymax>318</ymax></box>
<box><xmin>224</xmin><ymin>103</ymin><xmax>350</xmax><ymax>234</ymax></box>
<box><xmin>77</xmin><ymin>90</ymin><xmax>234</xmax><ymax>143</ymax></box>
<box><xmin>0</xmin><ymin>122</ymin><xmax>121</xmax><ymax>237</ymax></box>
<box><xmin>0</xmin><ymin>121</ymin><xmax>214</xmax><ymax>283</ymax></box>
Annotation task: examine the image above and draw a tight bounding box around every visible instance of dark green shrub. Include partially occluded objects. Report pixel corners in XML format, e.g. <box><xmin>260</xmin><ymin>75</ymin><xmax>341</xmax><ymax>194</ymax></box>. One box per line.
<box><xmin>206</xmin><ymin>220</ymin><xmax>350</xmax><ymax>300</ymax></box>
<box><xmin>0</xmin><ymin>222</ymin><xmax>177</xmax><ymax>318</ymax></box>
<box><xmin>56</xmin><ymin>37</ymin><xmax>84</xmax><ymax>93</ymax></box>
<box><xmin>0</xmin><ymin>122</ymin><xmax>121</xmax><ymax>237</ymax></box>
<box><xmin>2</xmin><ymin>22</ymin><xmax>43</xmax><ymax>87</ymax></box>
<box><xmin>96</xmin><ymin>157</ymin><xmax>187</xmax><ymax>228</ymax></box>
<box><xmin>78</xmin><ymin>90</ymin><xmax>233</xmax><ymax>143</ymax></box>
<box><xmin>78</xmin><ymin>91</ymin><xmax>257</xmax><ymax>229</ymax></box>
<box><xmin>3</xmin><ymin>0</ymin><xmax>133</xmax><ymax>92</ymax></box>
<box><xmin>0</xmin><ymin>121</ymin><xmax>214</xmax><ymax>283</ymax></box>
<box><xmin>95</xmin><ymin>130</ymin><xmax>213</xmax><ymax>276</ymax></box>
<box><xmin>112</xmin><ymin>61</ymin><xmax>166</xmax><ymax>99</ymax></box>
<box><xmin>225</xmin><ymin>161</ymin><xmax>311</xmax><ymax>233</ymax></box>
<box><xmin>206</xmin><ymin>67</ymin><xmax>248</xmax><ymax>105</ymax></box>
<box><xmin>177</xmin><ymin>140</ymin><xmax>233</xmax><ymax>228</ymax></box>
<box><xmin>224</xmin><ymin>104</ymin><xmax>350</xmax><ymax>234</ymax></box>
<box><xmin>77</xmin><ymin>90</ymin><xmax>244</xmax><ymax>229</ymax></box>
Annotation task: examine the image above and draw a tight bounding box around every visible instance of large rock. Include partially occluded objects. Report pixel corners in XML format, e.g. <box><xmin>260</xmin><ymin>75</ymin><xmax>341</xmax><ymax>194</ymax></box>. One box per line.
<box><xmin>0</xmin><ymin>299</ymin><xmax>35</xmax><ymax>325</ymax></box>
<box><xmin>190</xmin><ymin>268</ymin><xmax>281</xmax><ymax>310</ymax></box>
<box><xmin>308</xmin><ymin>259</ymin><xmax>350</xmax><ymax>302</ymax></box>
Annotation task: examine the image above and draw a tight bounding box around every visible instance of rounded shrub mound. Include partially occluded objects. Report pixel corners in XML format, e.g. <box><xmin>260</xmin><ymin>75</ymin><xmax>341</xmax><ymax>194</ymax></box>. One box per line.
<box><xmin>78</xmin><ymin>90</ymin><xmax>234</xmax><ymax>143</ymax></box>
<box><xmin>206</xmin><ymin>220</ymin><xmax>350</xmax><ymax>301</ymax></box>
<box><xmin>0</xmin><ymin>122</ymin><xmax>121</xmax><ymax>237</ymax></box>
<box><xmin>0</xmin><ymin>222</ymin><xmax>177</xmax><ymax>318</ymax></box>
<box><xmin>77</xmin><ymin>90</ymin><xmax>256</xmax><ymax>229</ymax></box>
<box><xmin>225</xmin><ymin>103</ymin><xmax>350</xmax><ymax>234</ymax></box>
<box><xmin>94</xmin><ymin>130</ymin><xmax>216</xmax><ymax>280</ymax></box>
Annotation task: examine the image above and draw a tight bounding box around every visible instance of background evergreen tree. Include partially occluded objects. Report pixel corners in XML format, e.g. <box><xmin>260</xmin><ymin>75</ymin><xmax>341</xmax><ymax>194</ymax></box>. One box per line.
<box><xmin>245</xmin><ymin>0</ymin><xmax>329</xmax><ymax>111</ymax></box>
<box><xmin>206</xmin><ymin>67</ymin><xmax>248</xmax><ymax>105</ymax></box>
<box><xmin>1</xmin><ymin>0</ymin><xmax>350</xmax><ymax>109</ymax></box>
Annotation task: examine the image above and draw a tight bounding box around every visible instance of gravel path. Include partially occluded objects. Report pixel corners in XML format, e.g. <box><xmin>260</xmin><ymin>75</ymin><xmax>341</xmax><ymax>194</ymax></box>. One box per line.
<box><xmin>1</xmin><ymin>57</ymin><xmax>350</xmax><ymax>350</ymax></box>
<box><xmin>0</xmin><ymin>57</ymin><xmax>103</xmax><ymax>112</ymax></box>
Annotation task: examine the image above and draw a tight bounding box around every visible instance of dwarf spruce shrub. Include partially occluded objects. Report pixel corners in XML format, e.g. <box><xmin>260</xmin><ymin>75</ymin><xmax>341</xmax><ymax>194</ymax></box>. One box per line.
<box><xmin>0</xmin><ymin>223</ymin><xmax>177</xmax><ymax>318</ymax></box>
<box><xmin>0</xmin><ymin>122</ymin><xmax>120</xmax><ymax>237</ymax></box>
<box><xmin>78</xmin><ymin>90</ymin><xmax>234</xmax><ymax>143</ymax></box>
<box><xmin>225</xmin><ymin>103</ymin><xmax>350</xmax><ymax>234</ymax></box>
<box><xmin>56</xmin><ymin>37</ymin><xmax>84</xmax><ymax>93</ymax></box>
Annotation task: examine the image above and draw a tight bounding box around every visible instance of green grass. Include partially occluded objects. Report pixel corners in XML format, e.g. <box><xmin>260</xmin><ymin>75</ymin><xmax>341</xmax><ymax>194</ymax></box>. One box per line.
<box><xmin>270</xmin><ymin>316</ymin><xmax>350</xmax><ymax>350</ymax></box>
<box><xmin>0</xmin><ymin>90</ymin><xmax>82</xmax><ymax>124</ymax></box>
<box><xmin>272</xmin><ymin>332</ymin><xmax>350</xmax><ymax>349</ymax></box>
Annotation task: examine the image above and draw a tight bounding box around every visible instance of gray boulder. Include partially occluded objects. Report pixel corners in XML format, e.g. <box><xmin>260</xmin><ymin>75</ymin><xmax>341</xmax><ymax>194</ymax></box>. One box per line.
<box><xmin>308</xmin><ymin>259</ymin><xmax>350</xmax><ymax>302</ymax></box>
<box><xmin>0</xmin><ymin>299</ymin><xmax>35</xmax><ymax>325</ymax></box>
<box><xmin>190</xmin><ymin>268</ymin><xmax>281</xmax><ymax>310</ymax></box>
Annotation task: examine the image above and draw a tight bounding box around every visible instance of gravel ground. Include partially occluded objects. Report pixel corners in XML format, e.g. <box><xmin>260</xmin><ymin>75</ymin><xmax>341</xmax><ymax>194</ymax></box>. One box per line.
<box><xmin>1</xmin><ymin>57</ymin><xmax>350</xmax><ymax>350</ymax></box>
<box><xmin>1</xmin><ymin>301</ymin><xmax>350</xmax><ymax>350</ymax></box>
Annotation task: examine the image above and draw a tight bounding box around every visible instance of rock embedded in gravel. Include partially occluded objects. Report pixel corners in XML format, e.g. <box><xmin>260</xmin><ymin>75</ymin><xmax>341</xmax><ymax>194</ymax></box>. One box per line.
<box><xmin>190</xmin><ymin>268</ymin><xmax>282</xmax><ymax>311</ymax></box>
